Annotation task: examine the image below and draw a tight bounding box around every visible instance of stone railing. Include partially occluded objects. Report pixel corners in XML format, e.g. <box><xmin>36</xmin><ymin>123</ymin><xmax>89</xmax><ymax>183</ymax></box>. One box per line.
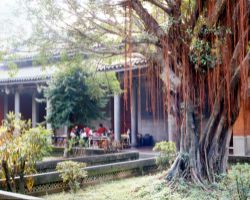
<box><xmin>0</xmin><ymin>157</ymin><xmax>157</xmax><ymax>196</ymax></box>
<box><xmin>36</xmin><ymin>151</ymin><xmax>139</xmax><ymax>173</ymax></box>
<box><xmin>0</xmin><ymin>190</ymin><xmax>43</xmax><ymax>200</ymax></box>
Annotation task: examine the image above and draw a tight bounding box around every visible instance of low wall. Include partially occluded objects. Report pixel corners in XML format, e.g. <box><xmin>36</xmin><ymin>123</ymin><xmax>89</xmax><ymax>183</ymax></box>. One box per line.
<box><xmin>228</xmin><ymin>155</ymin><xmax>250</xmax><ymax>163</ymax></box>
<box><xmin>51</xmin><ymin>147</ymin><xmax>108</xmax><ymax>157</ymax></box>
<box><xmin>0</xmin><ymin>190</ymin><xmax>42</xmax><ymax>200</ymax></box>
<box><xmin>36</xmin><ymin>152</ymin><xmax>139</xmax><ymax>173</ymax></box>
<box><xmin>0</xmin><ymin>158</ymin><xmax>156</xmax><ymax>196</ymax></box>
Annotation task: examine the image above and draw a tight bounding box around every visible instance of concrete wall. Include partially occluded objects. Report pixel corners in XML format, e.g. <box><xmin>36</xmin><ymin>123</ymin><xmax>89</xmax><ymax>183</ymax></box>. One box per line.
<box><xmin>247</xmin><ymin>136</ymin><xmax>250</xmax><ymax>154</ymax></box>
<box><xmin>138</xmin><ymin>118</ymin><xmax>168</xmax><ymax>142</ymax></box>
<box><xmin>232</xmin><ymin>98</ymin><xmax>250</xmax><ymax>155</ymax></box>
<box><xmin>137</xmin><ymin>78</ymin><xmax>168</xmax><ymax>142</ymax></box>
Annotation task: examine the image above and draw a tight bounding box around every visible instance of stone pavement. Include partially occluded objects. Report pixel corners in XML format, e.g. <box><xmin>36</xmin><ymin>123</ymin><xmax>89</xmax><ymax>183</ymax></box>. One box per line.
<box><xmin>122</xmin><ymin>146</ymin><xmax>159</xmax><ymax>159</ymax></box>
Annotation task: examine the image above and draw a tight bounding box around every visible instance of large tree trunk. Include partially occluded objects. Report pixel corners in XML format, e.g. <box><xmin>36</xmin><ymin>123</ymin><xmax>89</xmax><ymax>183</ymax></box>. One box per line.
<box><xmin>166</xmin><ymin>51</ymin><xmax>250</xmax><ymax>183</ymax></box>
<box><xmin>166</xmin><ymin>101</ymin><xmax>235</xmax><ymax>184</ymax></box>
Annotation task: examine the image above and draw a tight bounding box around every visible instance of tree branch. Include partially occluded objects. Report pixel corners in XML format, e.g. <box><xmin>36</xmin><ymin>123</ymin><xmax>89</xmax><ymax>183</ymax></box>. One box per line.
<box><xmin>129</xmin><ymin>0</ymin><xmax>166</xmax><ymax>39</ymax></box>
<box><xmin>144</xmin><ymin>0</ymin><xmax>172</xmax><ymax>15</ymax></box>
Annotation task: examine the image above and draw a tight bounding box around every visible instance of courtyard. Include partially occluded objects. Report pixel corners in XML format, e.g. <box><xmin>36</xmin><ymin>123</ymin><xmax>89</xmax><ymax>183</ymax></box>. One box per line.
<box><xmin>0</xmin><ymin>0</ymin><xmax>249</xmax><ymax>199</ymax></box>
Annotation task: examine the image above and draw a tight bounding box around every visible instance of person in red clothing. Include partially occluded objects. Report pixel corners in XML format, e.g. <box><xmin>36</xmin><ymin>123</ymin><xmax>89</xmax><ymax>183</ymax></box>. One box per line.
<box><xmin>84</xmin><ymin>126</ymin><xmax>91</xmax><ymax>137</ymax></box>
<box><xmin>96</xmin><ymin>123</ymin><xmax>107</xmax><ymax>136</ymax></box>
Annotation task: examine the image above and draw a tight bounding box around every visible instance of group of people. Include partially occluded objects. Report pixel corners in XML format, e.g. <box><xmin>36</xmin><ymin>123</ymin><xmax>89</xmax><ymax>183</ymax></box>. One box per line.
<box><xmin>70</xmin><ymin>123</ymin><xmax>112</xmax><ymax>140</ymax></box>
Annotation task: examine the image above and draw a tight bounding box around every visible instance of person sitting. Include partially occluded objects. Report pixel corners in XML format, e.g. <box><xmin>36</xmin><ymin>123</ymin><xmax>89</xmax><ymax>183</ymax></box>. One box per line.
<box><xmin>107</xmin><ymin>128</ymin><xmax>114</xmax><ymax>140</ymax></box>
<box><xmin>121</xmin><ymin>128</ymin><xmax>130</xmax><ymax>148</ymax></box>
<box><xmin>80</xmin><ymin>126</ymin><xmax>92</xmax><ymax>146</ymax></box>
<box><xmin>84</xmin><ymin>126</ymin><xmax>92</xmax><ymax>137</ymax></box>
<box><xmin>74</xmin><ymin>125</ymin><xmax>81</xmax><ymax>138</ymax></box>
<box><xmin>96</xmin><ymin>123</ymin><xmax>107</xmax><ymax>137</ymax></box>
<box><xmin>70</xmin><ymin>127</ymin><xmax>76</xmax><ymax>139</ymax></box>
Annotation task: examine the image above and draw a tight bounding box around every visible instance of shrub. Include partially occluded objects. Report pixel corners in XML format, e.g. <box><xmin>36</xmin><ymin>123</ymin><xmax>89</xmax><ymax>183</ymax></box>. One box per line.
<box><xmin>153</xmin><ymin>141</ymin><xmax>177</xmax><ymax>170</ymax></box>
<box><xmin>79</xmin><ymin>138</ymin><xmax>86</xmax><ymax>147</ymax></box>
<box><xmin>220</xmin><ymin>163</ymin><xmax>250</xmax><ymax>200</ymax></box>
<box><xmin>56</xmin><ymin>161</ymin><xmax>87</xmax><ymax>192</ymax></box>
<box><xmin>0</xmin><ymin>113</ymin><xmax>52</xmax><ymax>193</ymax></box>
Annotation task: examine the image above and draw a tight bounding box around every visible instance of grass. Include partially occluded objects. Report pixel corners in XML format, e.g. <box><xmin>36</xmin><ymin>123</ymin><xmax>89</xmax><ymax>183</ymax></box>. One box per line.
<box><xmin>43</xmin><ymin>162</ymin><xmax>250</xmax><ymax>200</ymax></box>
<box><xmin>43</xmin><ymin>172</ymin><xmax>225</xmax><ymax>200</ymax></box>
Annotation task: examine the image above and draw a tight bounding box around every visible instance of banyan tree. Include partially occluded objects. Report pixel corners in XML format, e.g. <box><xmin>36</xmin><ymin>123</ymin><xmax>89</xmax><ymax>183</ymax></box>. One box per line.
<box><xmin>122</xmin><ymin>0</ymin><xmax>249</xmax><ymax>184</ymax></box>
<box><xmin>22</xmin><ymin>0</ymin><xmax>249</xmax><ymax>184</ymax></box>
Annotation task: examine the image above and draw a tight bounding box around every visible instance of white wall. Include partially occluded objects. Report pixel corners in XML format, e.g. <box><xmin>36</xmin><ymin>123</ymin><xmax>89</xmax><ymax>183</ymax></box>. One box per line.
<box><xmin>247</xmin><ymin>136</ymin><xmax>250</xmax><ymax>155</ymax></box>
<box><xmin>137</xmin><ymin>78</ymin><xmax>168</xmax><ymax>143</ymax></box>
<box><xmin>233</xmin><ymin>136</ymin><xmax>247</xmax><ymax>156</ymax></box>
<box><xmin>138</xmin><ymin>118</ymin><xmax>168</xmax><ymax>142</ymax></box>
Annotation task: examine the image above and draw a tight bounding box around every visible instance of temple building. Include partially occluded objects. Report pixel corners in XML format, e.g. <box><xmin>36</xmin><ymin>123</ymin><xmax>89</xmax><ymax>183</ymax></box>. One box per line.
<box><xmin>0</xmin><ymin>57</ymin><xmax>249</xmax><ymax>156</ymax></box>
<box><xmin>0</xmin><ymin>58</ymin><xmax>54</xmax><ymax>128</ymax></box>
<box><xmin>97</xmin><ymin>60</ymin><xmax>168</xmax><ymax>147</ymax></box>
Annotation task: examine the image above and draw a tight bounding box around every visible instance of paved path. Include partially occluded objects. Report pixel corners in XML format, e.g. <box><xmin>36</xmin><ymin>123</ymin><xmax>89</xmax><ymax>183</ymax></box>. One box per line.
<box><xmin>122</xmin><ymin>147</ymin><xmax>159</xmax><ymax>158</ymax></box>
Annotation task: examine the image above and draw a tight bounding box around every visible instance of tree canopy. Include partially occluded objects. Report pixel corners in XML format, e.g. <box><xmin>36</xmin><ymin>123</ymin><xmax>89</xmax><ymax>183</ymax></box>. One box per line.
<box><xmin>45</xmin><ymin>59</ymin><xmax>121</xmax><ymax>129</ymax></box>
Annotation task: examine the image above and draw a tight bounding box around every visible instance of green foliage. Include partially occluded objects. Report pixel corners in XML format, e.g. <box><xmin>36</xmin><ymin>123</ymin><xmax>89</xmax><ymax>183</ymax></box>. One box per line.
<box><xmin>0</xmin><ymin>112</ymin><xmax>52</xmax><ymax>192</ymax></box>
<box><xmin>189</xmin><ymin>25</ymin><xmax>231</xmax><ymax>70</ymax></box>
<box><xmin>79</xmin><ymin>138</ymin><xmax>86</xmax><ymax>148</ymax></box>
<box><xmin>33</xmin><ymin>48</ymin><xmax>50</xmax><ymax>67</ymax></box>
<box><xmin>0</xmin><ymin>51</ymin><xmax>6</xmax><ymax>61</ymax></box>
<box><xmin>190</xmin><ymin>39</ymin><xmax>217</xmax><ymax>68</ymax></box>
<box><xmin>7</xmin><ymin>62</ymin><xmax>18</xmax><ymax>77</ymax></box>
<box><xmin>56</xmin><ymin>161</ymin><xmax>87</xmax><ymax>193</ymax></box>
<box><xmin>45</xmin><ymin>61</ymin><xmax>121</xmax><ymax>129</ymax></box>
<box><xmin>220</xmin><ymin>163</ymin><xmax>250</xmax><ymax>200</ymax></box>
<box><xmin>153</xmin><ymin>141</ymin><xmax>177</xmax><ymax>169</ymax></box>
<box><xmin>68</xmin><ymin>137</ymin><xmax>78</xmax><ymax>151</ymax></box>
<box><xmin>23</xmin><ymin>127</ymin><xmax>52</xmax><ymax>163</ymax></box>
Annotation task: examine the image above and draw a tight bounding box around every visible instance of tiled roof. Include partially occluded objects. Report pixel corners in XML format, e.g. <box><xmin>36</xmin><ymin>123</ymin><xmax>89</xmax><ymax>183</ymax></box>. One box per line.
<box><xmin>0</xmin><ymin>52</ymin><xmax>84</xmax><ymax>85</ymax></box>
<box><xmin>0</xmin><ymin>65</ymin><xmax>56</xmax><ymax>85</ymax></box>
<box><xmin>0</xmin><ymin>58</ymin><xmax>147</xmax><ymax>85</ymax></box>
<box><xmin>97</xmin><ymin>59</ymin><xmax>147</xmax><ymax>72</ymax></box>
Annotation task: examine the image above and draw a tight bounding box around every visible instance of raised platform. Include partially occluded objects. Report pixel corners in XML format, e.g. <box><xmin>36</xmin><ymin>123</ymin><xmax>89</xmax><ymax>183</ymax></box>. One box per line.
<box><xmin>36</xmin><ymin>151</ymin><xmax>139</xmax><ymax>173</ymax></box>
<box><xmin>228</xmin><ymin>155</ymin><xmax>250</xmax><ymax>163</ymax></box>
<box><xmin>0</xmin><ymin>149</ymin><xmax>157</xmax><ymax>197</ymax></box>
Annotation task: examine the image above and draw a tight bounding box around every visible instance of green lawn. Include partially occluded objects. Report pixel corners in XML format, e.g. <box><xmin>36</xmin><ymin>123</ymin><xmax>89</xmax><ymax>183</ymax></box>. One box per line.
<box><xmin>43</xmin><ymin>172</ymin><xmax>228</xmax><ymax>200</ymax></box>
